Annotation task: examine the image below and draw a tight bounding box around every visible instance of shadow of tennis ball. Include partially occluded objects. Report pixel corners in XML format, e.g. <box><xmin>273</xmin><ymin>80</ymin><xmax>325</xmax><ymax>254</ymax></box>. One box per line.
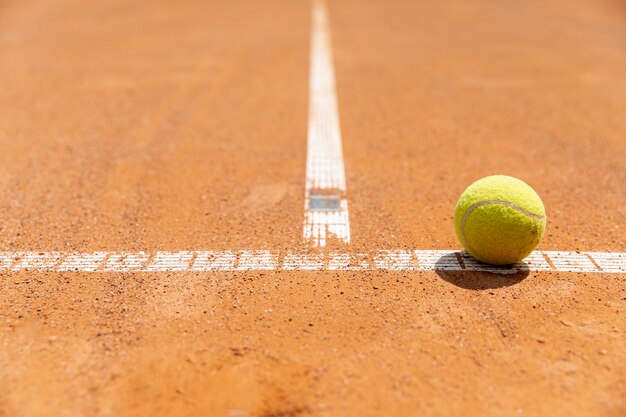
<box><xmin>434</xmin><ymin>252</ymin><xmax>529</xmax><ymax>290</ymax></box>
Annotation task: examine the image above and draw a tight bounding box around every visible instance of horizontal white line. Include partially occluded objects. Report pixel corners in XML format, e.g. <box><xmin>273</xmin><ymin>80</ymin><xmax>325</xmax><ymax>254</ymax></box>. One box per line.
<box><xmin>0</xmin><ymin>250</ymin><xmax>624</xmax><ymax>274</ymax></box>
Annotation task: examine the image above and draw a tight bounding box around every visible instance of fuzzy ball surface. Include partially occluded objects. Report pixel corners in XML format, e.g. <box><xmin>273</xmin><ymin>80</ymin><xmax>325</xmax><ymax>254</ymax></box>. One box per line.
<box><xmin>454</xmin><ymin>175</ymin><xmax>547</xmax><ymax>265</ymax></box>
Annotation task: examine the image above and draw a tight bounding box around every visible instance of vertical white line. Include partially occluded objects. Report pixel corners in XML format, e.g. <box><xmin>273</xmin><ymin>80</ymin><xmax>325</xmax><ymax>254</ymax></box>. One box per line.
<box><xmin>303</xmin><ymin>0</ymin><xmax>350</xmax><ymax>247</ymax></box>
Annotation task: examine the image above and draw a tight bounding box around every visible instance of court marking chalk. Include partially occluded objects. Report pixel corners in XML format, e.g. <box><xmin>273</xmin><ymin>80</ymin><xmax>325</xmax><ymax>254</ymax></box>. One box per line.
<box><xmin>303</xmin><ymin>0</ymin><xmax>350</xmax><ymax>247</ymax></box>
<box><xmin>0</xmin><ymin>250</ymin><xmax>624</xmax><ymax>274</ymax></box>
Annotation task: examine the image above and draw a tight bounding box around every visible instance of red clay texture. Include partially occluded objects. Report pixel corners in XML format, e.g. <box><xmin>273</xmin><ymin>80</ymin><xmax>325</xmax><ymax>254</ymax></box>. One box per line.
<box><xmin>0</xmin><ymin>0</ymin><xmax>625</xmax><ymax>416</ymax></box>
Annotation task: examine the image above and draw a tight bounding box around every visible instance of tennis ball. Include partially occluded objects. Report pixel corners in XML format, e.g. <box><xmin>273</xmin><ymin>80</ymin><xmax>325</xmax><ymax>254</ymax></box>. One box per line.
<box><xmin>454</xmin><ymin>175</ymin><xmax>546</xmax><ymax>265</ymax></box>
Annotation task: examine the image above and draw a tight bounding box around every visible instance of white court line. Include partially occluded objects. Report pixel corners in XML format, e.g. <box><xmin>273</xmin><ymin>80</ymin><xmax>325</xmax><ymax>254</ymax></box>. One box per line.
<box><xmin>0</xmin><ymin>250</ymin><xmax>624</xmax><ymax>274</ymax></box>
<box><xmin>303</xmin><ymin>0</ymin><xmax>350</xmax><ymax>247</ymax></box>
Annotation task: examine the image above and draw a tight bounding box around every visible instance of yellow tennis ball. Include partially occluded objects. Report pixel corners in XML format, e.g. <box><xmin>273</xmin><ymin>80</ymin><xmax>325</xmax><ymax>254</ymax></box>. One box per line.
<box><xmin>454</xmin><ymin>175</ymin><xmax>547</xmax><ymax>265</ymax></box>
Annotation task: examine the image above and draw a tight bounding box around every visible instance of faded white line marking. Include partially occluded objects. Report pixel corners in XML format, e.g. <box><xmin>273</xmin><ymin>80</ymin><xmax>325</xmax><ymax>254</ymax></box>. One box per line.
<box><xmin>283</xmin><ymin>251</ymin><xmax>325</xmax><ymax>270</ymax></box>
<box><xmin>460</xmin><ymin>251</ymin><xmax>551</xmax><ymax>274</ymax></box>
<box><xmin>57</xmin><ymin>252</ymin><xmax>108</xmax><ymax>272</ymax></box>
<box><xmin>328</xmin><ymin>252</ymin><xmax>369</xmax><ymax>270</ymax></box>
<box><xmin>104</xmin><ymin>252</ymin><xmax>150</xmax><ymax>272</ymax></box>
<box><xmin>303</xmin><ymin>0</ymin><xmax>350</xmax><ymax>247</ymax></box>
<box><xmin>0</xmin><ymin>253</ymin><xmax>15</xmax><ymax>270</ymax></box>
<box><xmin>145</xmin><ymin>251</ymin><xmax>193</xmax><ymax>272</ymax></box>
<box><xmin>237</xmin><ymin>250</ymin><xmax>278</xmax><ymax>271</ymax></box>
<box><xmin>461</xmin><ymin>252</ymin><xmax>526</xmax><ymax>275</ymax></box>
<box><xmin>522</xmin><ymin>251</ymin><xmax>553</xmax><ymax>271</ymax></box>
<box><xmin>585</xmin><ymin>251</ymin><xmax>626</xmax><ymax>273</ymax></box>
<box><xmin>373</xmin><ymin>250</ymin><xmax>415</xmax><ymax>270</ymax></box>
<box><xmin>192</xmin><ymin>251</ymin><xmax>236</xmax><ymax>271</ymax></box>
<box><xmin>543</xmin><ymin>251</ymin><xmax>598</xmax><ymax>273</ymax></box>
<box><xmin>0</xmin><ymin>250</ymin><xmax>624</xmax><ymax>274</ymax></box>
<box><xmin>414</xmin><ymin>250</ymin><xmax>459</xmax><ymax>270</ymax></box>
<box><xmin>11</xmin><ymin>252</ymin><xmax>62</xmax><ymax>271</ymax></box>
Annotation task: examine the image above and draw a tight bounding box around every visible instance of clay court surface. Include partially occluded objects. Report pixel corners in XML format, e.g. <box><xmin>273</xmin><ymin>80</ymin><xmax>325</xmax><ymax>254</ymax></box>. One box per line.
<box><xmin>1</xmin><ymin>0</ymin><xmax>625</xmax><ymax>416</ymax></box>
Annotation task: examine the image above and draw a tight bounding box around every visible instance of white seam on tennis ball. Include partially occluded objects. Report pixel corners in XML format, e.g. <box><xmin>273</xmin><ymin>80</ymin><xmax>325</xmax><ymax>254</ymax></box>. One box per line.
<box><xmin>460</xmin><ymin>200</ymin><xmax>546</xmax><ymax>258</ymax></box>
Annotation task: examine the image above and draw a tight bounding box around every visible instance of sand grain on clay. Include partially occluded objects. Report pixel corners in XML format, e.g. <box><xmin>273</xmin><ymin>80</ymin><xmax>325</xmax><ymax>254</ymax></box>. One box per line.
<box><xmin>0</xmin><ymin>0</ymin><xmax>625</xmax><ymax>416</ymax></box>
